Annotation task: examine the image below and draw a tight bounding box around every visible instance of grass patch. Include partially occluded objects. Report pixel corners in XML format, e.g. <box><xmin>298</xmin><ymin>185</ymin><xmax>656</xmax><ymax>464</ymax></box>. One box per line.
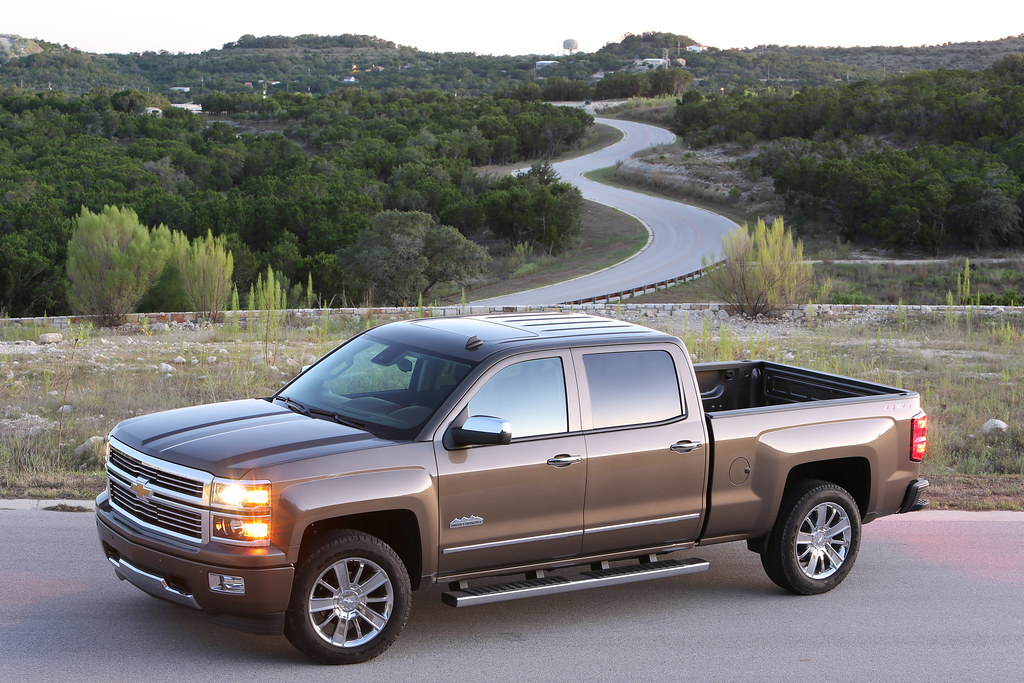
<box><xmin>458</xmin><ymin>200</ymin><xmax>649</xmax><ymax>302</ymax></box>
<box><xmin>2</xmin><ymin>307</ymin><xmax>1023</xmax><ymax>509</ymax></box>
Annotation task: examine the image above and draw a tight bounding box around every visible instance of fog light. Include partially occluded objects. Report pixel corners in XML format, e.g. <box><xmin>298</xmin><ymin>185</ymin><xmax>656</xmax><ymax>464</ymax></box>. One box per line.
<box><xmin>209</xmin><ymin>573</ymin><xmax>246</xmax><ymax>595</ymax></box>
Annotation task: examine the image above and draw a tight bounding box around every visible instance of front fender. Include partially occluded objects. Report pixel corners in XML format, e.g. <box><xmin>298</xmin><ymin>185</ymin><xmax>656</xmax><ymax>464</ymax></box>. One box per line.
<box><xmin>276</xmin><ymin>467</ymin><xmax>438</xmax><ymax>574</ymax></box>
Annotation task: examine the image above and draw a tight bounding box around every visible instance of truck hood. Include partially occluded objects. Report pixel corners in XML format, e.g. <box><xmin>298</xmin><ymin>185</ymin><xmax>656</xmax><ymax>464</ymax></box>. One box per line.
<box><xmin>110</xmin><ymin>398</ymin><xmax>395</xmax><ymax>479</ymax></box>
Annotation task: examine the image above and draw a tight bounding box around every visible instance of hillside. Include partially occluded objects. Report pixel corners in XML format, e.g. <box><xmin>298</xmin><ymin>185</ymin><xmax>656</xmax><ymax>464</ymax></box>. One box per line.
<box><xmin>1</xmin><ymin>32</ymin><xmax>1022</xmax><ymax>97</ymax></box>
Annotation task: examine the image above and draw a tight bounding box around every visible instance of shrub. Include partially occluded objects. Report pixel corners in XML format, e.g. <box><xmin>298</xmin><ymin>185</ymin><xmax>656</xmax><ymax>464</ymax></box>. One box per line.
<box><xmin>174</xmin><ymin>230</ymin><xmax>234</xmax><ymax>322</ymax></box>
<box><xmin>703</xmin><ymin>217</ymin><xmax>812</xmax><ymax>317</ymax></box>
<box><xmin>66</xmin><ymin>206</ymin><xmax>172</xmax><ymax>326</ymax></box>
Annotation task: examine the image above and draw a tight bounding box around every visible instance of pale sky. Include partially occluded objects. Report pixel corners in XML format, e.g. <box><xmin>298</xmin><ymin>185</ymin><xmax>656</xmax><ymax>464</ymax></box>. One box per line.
<box><xmin>4</xmin><ymin>0</ymin><xmax>1022</xmax><ymax>56</ymax></box>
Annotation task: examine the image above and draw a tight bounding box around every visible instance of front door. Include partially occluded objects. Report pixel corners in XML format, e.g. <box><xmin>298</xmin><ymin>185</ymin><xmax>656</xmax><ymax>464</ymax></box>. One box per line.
<box><xmin>434</xmin><ymin>352</ymin><xmax>586</xmax><ymax>575</ymax></box>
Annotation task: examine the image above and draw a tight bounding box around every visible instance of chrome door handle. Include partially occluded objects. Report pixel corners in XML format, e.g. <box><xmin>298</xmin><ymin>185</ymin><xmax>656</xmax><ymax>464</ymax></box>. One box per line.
<box><xmin>670</xmin><ymin>441</ymin><xmax>703</xmax><ymax>454</ymax></box>
<box><xmin>547</xmin><ymin>454</ymin><xmax>583</xmax><ymax>468</ymax></box>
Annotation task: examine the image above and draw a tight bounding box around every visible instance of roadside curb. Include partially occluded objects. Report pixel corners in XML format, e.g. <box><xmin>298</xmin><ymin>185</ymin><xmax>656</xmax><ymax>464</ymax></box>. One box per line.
<box><xmin>1</xmin><ymin>499</ymin><xmax>96</xmax><ymax>511</ymax></box>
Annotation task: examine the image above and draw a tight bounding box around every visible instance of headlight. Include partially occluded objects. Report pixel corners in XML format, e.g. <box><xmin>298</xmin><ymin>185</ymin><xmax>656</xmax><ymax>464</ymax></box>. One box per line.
<box><xmin>212</xmin><ymin>479</ymin><xmax>271</xmax><ymax>508</ymax></box>
<box><xmin>211</xmin><ymin>479</ymin><xmax>271</xmax><ymax>545</ymax></box>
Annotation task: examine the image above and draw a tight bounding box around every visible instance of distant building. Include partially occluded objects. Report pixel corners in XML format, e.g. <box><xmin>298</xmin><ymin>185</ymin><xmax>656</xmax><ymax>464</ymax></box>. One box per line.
<box><xmin>171</xmin><ymin>102</ymin><xmax>202</xmax><ymax>113</ymax></box>
<box><xmin>143</xmin><ymin>107</ymin><xmax>163</xmax><ymax>117</ymax></box>
<box><xmin>686</xmin><ymin>44</ymin><xmax>705</xmax><ymax>53</ymax></box>
<box><xmin>536</xmin><ymin>60</ymin><xmax>560</xmax><ymax>69</ymax></box>
<box><xmin>641</xmin><ymin>58</ymin><xmax>668</xmax><ymax>68</ymax></box>
<box><xmin>169</xmin><ymin>86</ymin><xmax>191</xmax><ymax>93</ymax></box>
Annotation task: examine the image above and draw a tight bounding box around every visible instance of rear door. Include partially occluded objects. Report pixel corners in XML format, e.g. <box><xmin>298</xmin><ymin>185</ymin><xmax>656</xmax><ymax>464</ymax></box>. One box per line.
<box><xmin>572</xmin><ymin>343</ymin><xmax>709</xmax><ymax>554</ymax></box>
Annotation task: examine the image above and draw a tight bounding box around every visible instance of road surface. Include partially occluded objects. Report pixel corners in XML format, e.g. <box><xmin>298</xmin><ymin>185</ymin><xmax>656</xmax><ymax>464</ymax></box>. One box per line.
<box><xmin>472</xmin><ymin>118</ymin><xmax>737</xmax><ymax>307</ymax></box>
<box><xmin>2</xmin><ymin>505</ymin><xmax>1021</xmax><ymax>681</ymax></box>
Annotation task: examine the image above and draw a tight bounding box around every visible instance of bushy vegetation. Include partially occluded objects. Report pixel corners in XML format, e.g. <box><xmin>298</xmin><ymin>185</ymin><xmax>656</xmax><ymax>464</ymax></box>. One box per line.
<box><xmin>703</xmin><ymin>217</ymin><xmax>812</xmax><ymax>317</ymax></box>
<box><xmin>671</xmin><ymin>57</ymin><xmax>1024</xmax><ymax>252</ymax></box>
<box><xmin>0</xmin><ymin>87</ymin><xmax>589</xmax><ymax>315</ymax></box>
<box><xmin>66</xmin><ymin>206</ymin><xmax>172</xmax><ymax>326</ymax></box>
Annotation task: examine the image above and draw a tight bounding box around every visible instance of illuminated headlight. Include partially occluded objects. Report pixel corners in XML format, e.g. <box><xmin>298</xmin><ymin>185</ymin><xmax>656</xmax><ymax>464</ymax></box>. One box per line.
<box><xmin>211</xmin><ymin>478</ymin><xmax>271</xmax><ymax>545</ymax></box>
<box><xmin>212</xmin><ymin>479</ymin><xmax>271</xmax><ymax>508</ymax></box>
<box><xmin>213</xmin><ymin>514</ymin><xmax>271</xmax><ymax>544</ymax></box>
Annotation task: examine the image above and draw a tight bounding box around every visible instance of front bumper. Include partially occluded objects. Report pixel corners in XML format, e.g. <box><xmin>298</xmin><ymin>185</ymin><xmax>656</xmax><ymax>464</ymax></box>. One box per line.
<box><xmin>897</xmin><ymin>477</ymin><xmax>930</xmax><ymax>514</ymax></box>
<box><xmin>96</xmin><ymin>491</ymin><xmax>294</xmax><ymax>635</ymax></box>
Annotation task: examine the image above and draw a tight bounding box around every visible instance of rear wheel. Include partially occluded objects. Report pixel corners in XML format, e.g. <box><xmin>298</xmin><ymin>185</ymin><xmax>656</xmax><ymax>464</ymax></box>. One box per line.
<box><xmin>284</xmin><ymin>531</ymin><xmax>411</xmax><ymax>664</ymax></box>
<box><xmin>761</xmin><ymin>480</ymin><xmax>861</xmax><ymax>595</ymax></box>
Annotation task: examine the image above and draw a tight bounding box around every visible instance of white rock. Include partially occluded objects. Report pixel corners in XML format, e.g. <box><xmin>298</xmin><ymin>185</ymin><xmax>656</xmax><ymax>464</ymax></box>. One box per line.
<box><xmin>173</xmin><ymin>356</ymin><xmax>187</xmax><ymax>364</ymax></box>
<box><xmin>159</xmin><ymin>363</ymin><xmax>177</xmax><ymax>373</ymax></box>
<box><xmin>982</xmin><ymin>419</ymin><xmax>1008</xmax><ymax>438</ymax></box>
<box><xmin>39</xmin><ymin>333</ymin><xmax>63</xmax><ymax>344</ymax></box>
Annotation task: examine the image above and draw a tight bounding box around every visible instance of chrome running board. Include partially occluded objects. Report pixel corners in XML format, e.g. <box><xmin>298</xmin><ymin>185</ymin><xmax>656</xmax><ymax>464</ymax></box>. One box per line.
<box><xmin>442</xmin><ymin>557</ymin><xmax>709</xmax><ymax>607</ymax></box>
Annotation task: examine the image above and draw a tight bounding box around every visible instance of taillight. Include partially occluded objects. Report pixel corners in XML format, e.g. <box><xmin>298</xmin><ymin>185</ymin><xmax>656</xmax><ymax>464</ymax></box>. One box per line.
<box><xmin>910</xmin><ymin>412</ymin><xmax>928</xmax><ymax>462</ymax></box>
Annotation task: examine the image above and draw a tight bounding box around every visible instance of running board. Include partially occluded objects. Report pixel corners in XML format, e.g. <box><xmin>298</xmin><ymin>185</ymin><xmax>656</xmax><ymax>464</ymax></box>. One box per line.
<box><xmin>442</xmin><ymin>557</ymin><xmax>709</xmax><ymax>607</ymax></box>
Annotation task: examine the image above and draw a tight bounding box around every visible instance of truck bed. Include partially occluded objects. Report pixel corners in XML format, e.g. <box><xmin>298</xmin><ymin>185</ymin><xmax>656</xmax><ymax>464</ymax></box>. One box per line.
<box><xmin>694</xmin><ymin>360</ymin><xmax>904</xmax><ymax>414</ymax></box>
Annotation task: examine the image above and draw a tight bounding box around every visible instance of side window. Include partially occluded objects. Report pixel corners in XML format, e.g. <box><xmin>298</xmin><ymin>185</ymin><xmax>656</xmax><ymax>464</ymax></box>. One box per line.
<box><xmin>468</xmin><ymin>357</ymin><xmax>568</xmax><ymax>439</ymax></box>
<box><xmin>583</xmin><ymin>351</ymin><xmax>683</xmax><ymax>429</ymax></box>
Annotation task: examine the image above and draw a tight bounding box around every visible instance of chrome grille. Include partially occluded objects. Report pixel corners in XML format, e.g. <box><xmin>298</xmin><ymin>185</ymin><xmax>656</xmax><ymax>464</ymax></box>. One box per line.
<box><xmin>109</xmin><ymin>445</ymin><xmax>205</xmax><ymax>498</ymax></box>
<box><xmin>109</xmin><ymin>477</ymin><xmax>204</xmax><ymax>541</ymax></box>
<box><xmin>106</xmin><ymin>438</ymin><xmax>211</xmax><ymax>544</ymax></box>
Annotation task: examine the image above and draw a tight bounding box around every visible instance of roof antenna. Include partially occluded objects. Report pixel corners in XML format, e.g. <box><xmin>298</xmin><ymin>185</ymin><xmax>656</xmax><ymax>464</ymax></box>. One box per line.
<box><xmin>465</xmin><ymin>335</ymin><xmax>483</xmax><ymax>351</ymax></box>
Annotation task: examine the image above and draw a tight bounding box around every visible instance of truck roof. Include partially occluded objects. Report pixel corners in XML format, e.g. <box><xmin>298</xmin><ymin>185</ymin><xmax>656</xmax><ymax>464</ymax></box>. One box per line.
<box><xmin>373</xmin><ymin>312</ymin><xmax>671</xmax><ymax>358</ymax></box>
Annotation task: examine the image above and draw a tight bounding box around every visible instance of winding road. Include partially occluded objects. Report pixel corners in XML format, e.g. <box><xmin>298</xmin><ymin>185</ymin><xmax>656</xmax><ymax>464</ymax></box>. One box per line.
<box><xmin>472</xmin><ymin>118</ymin><xmax>738</xmax><ymax>307</ymax></box>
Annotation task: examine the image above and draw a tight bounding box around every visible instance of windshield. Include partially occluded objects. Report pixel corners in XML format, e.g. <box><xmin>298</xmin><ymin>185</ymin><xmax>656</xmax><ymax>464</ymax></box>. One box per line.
<box><xmin>276</xmin><ymin>332</ymin><xmax>476</xmax><ymax>439</ymax></box>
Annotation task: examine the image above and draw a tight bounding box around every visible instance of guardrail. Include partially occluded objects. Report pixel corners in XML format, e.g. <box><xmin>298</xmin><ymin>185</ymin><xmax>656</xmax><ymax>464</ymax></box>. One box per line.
<box><xmin>560</xmin><ymin>264</ymin><xmax>715</xmax><ymax>306</ymax></box>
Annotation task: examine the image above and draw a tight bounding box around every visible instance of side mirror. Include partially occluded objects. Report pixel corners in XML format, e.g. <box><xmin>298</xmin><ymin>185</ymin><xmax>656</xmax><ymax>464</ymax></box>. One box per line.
<box><xmin>450</xmin><ymin>416</ymin><xmax>512</xmax><ymax>447</ymax></box>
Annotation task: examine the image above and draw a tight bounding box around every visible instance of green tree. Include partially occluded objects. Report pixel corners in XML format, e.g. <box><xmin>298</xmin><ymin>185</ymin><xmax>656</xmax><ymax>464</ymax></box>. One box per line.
<box><xmin>174</xmin><ymin>229</ymin><xmax>234</xmax><ymax>321</ymax></box>
<box><xmin>339</xmin><ymin>210</ymin><xmax>488</xmax><ymax>304</ymax></box>
<box><xmin>66</xmin><ymin>205</ymin><xmax>172</xmax><ymax>326</ymax></box>
<box><xmin>703</xmin><ymin>217</ymin><xmax>812</xmax><ymax>318</ymax></box>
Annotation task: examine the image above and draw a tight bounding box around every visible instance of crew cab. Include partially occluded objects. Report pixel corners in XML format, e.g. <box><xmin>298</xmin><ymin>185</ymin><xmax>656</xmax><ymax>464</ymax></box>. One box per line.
<box><xmin>96</xmin><ymin>312</ymin><xmax>929</xmax><ymax>663</ymax></box>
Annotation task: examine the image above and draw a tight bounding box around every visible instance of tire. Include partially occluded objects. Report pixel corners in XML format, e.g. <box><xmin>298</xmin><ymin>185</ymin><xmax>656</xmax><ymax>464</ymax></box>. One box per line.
<box><xmin>760</xmin><ymin>480</ymin><xmax>862</xmax><ymax>595</ymax></box>
<box><xmin>284</xmin><ymin>530</ymin><xmax>411</xmax><ymax>664</ymax></box>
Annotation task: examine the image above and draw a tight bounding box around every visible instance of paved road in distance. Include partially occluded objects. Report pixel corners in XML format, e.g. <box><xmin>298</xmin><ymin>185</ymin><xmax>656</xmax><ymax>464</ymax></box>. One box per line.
<box><xmin>2</xmin><ymin>507</ymin><xmax>1020</xmax><ymax>681</ymax></box>
<box><xmin>472</xmin><ymin>118</ymin><xmax>737</xmax><ymax>307</ymax></box>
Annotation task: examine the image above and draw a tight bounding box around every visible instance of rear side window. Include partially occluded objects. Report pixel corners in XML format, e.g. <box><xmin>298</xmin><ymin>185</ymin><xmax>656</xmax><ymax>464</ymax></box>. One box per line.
<box><xmin>583</xmin><ymin>351</ymin><xmax>683</xmax><ymax>429</ymax></box>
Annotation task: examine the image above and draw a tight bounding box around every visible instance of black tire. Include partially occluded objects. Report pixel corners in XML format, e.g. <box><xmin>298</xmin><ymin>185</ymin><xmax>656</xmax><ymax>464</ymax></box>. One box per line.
<box><xmin>760</xmin><ymin>480</ymin><xmax>862</xmax><ymax>595</ymax></box>
<box><xmin>284</xmin><ymin>530</ymin><xmax>411</xmax><ymax>664</ymax></box>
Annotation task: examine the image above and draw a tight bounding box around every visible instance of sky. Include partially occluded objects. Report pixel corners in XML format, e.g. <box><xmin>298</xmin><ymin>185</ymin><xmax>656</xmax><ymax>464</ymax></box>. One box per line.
<box><xmin>4</xmin><ymin>0</ymin><xmax>1023</xmax><ymax>56</ymax></box>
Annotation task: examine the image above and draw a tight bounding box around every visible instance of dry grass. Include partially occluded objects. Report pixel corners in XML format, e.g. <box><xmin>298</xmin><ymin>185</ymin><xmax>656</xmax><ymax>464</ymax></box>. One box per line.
<box><xmin>2</xmin><ymin>306</ymin><xmax>1021</xmax><ymax>508</ymax></box>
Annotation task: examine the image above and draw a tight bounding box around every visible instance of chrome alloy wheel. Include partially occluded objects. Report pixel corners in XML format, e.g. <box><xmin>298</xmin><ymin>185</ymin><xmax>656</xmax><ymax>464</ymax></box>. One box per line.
<box><xmin>307</xmin><ymin>556</ymin><xmax>395</xmax><ymax>648</ymax></box>
<box><xmin>795</xmin><ymin>501</ymin><xmax>852</xmax><ymax>579</ymax></box>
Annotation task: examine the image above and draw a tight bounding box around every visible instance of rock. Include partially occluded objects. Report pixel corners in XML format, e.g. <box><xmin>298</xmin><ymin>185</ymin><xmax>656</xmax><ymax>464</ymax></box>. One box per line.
<box><xmin>173</xmin><ymin>356</ymin><xmax>187</xmax><ymax>364</ymax></box>
<box><xmin>39</xmin><ymin>333</ymin><xmax>63</xmax><ymax>344</ymax></box>
<box><xmin>151</xmin><ymin>323</ymin><xmax>169</xmax><ymax>333</ymax></box>
<box><xmin>71</xmin><ymin>436</ymin><xmax>106</xmax><ymax>470</ymax></box>
<box><xmin>58</xmin><ymin>404</ymin><xmax>73</xmax><ymax>415</ymax></box>
<box><xmin>982</xmin><ymin>419</ymin><xmax>1008</xmax><ymax>438</ymax></box>
<box><xmin>159</xmin><ymin>363</ymin><xmax>177</xmax><ymax>373</ymax></box>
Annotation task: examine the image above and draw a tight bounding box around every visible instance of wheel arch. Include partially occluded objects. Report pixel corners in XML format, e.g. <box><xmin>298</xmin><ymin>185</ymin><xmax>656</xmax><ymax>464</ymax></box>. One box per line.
<box><xmin>784</xmin><ymin>457</ymin><xmax>871</xmax><ymax>518</ymax></box>
<box><xmin>298</xmin><ymin>510</ymin><xmax>424</xmax><ymax>589</ymax></box>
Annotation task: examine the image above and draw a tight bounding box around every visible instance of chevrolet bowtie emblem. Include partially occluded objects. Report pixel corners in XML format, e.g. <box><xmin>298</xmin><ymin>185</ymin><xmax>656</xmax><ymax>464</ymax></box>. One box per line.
<box><xmin>131</xmin><ymin>478</ymin><xmax>153</xmax><ymax>500</ymax></box>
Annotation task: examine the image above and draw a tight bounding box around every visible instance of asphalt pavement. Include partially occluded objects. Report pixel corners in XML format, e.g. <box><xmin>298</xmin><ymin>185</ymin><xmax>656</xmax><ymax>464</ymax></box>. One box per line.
<box><xmin>2</xmin><ymin>504</ymin><xmax>1021</xmax><ymax>681</ymax></box>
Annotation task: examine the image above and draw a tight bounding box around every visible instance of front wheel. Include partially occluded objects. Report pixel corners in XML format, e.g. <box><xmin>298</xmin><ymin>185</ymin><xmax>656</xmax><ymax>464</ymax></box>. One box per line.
<box><xmin>284</xmin><ymin>531</ymin><xmax>411</xmax><ymax>664</ymax></box>
<box><xmin>760</xmin><ymin>480</ymin><xmax>862</xmax><ymax>595</ymax></box>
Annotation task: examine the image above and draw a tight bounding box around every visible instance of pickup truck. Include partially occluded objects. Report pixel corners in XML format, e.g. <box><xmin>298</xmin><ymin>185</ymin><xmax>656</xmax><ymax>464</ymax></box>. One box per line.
<box><xmin>96</xmin><ymin>312</ymin><xmax>929</xmax><ymax>664</ymax></box>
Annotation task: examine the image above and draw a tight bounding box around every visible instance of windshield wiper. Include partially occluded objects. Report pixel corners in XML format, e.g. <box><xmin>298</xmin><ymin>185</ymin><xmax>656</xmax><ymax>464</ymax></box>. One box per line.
<box><xmin>276</xmin><ymin>395</ymin><xmax>312</xmax><ymax>416</ymax></box>
<box><xmin>276</xmin><ymin>395</ymin><xmax>365</xmax><ymax>430</ymax></box>
<box><xmin>307</xmin><ymin>407</ymin><xmax>366</xmax><ymax>430</ymax></box>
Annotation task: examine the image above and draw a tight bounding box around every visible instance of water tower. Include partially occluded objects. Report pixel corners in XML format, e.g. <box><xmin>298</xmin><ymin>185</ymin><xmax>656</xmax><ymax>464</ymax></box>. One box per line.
<box><xmin>563</xmin><ymin>39</ymin><xmax>579</xmax><ymax>55</ymax></box>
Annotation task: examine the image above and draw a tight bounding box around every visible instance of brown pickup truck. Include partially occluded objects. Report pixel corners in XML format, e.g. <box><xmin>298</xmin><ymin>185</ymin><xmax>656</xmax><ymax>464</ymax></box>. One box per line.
<box><xmin>96</xmin><ymin>312</ymin><xmax>929</xmax><ymax>664</ymax></box>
